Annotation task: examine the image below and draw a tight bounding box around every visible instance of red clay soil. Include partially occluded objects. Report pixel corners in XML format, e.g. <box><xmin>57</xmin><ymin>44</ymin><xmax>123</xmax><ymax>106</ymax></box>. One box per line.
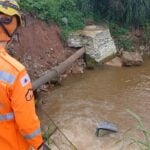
<box><xmin>8</xmin><ymin>17</ymin><xmax>66</xmax><ymax>80</ymax></box>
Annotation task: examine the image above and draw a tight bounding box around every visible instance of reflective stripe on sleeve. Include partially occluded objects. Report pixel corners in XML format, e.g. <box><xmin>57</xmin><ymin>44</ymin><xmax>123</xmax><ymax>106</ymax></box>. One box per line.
<box><xmin>0</xmin><ymin>71</ymin><xmax>16</xmax><ymax>84</ymax></box>
<box><xmin>0</xmin><ymin>112</ymin><xmax>14</xmax><ymax>121</ymax></box>
<box><xmin>23</xmin><ymin>128</ymin><xmax>41</xmax><ymax>140</ymax></box>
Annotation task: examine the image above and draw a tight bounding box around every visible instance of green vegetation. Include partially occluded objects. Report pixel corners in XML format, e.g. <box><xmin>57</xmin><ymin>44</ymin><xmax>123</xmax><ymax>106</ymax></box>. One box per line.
<box><xmin>19</xmin><ymin>0</ymin><xmax>85</xmax><ymax>40</ymax></box>
<box><xmin>42</xmin><ymin>132</ymin><xmax>49</xmax><ymax>141</ymax></box>
<box><xmin>109</xmin><ymin>23</ymin><xmax>133</xmax><ymax>51</ymax></box>
<box><xmin>19</xmin><ymin>0</ymin><xmax>150</xmax><ymax>47</ymax></box>
<box><xmin>116</xmin><ymin>110</ymin><xmax>150</xmax><ymax>149</ymax></box>
<box><xmin>127</xmin><ymin>110</ymin><xmax>150</xmax><ymax>149</ymax></box>
<box><xmin>42</xmin><ymin>126</ymin><xmax>53</xmax><ymax>145</ymax></box>
<box><xmin>142</xmin><ymin>21</ymin><xmax>150</xmax><ymax>45</ymax></box>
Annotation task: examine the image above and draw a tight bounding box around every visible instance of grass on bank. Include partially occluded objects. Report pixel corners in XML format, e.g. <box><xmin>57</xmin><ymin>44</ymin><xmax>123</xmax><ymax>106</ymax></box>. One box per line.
<box><xmin>127</xmin><ymin>110</ymin><xmax>150</xmax><ymax>149</ymax></box>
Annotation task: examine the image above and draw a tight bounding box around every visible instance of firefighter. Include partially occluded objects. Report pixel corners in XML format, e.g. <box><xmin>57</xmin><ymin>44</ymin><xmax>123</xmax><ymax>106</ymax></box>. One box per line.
<box><xmin>0</xmin><ymin>0</ymin><xmax>44</xmax><ymax>149</ymax></box>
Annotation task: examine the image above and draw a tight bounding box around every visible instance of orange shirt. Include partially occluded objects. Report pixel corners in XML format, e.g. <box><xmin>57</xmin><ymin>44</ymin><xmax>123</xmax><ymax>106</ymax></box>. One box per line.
<box><xmin>0</xmin><ymin>47</ymin><xmax>43</xmax><ymax>150</ymax></box>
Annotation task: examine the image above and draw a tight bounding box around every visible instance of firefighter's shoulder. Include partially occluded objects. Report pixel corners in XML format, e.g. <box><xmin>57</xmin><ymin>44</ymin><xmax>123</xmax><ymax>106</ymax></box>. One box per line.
<box><xmin>0</xmin><ymin>52</ymin><xmax>25</xmax><ymax>73</ymax></box>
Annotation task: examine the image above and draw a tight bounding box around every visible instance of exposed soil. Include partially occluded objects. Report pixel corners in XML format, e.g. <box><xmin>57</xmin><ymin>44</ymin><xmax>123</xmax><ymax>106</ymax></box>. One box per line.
<box><xmin>8</xmin><ymin>14</ymin><xmax>84</xmax><ymax>81</ymax></box>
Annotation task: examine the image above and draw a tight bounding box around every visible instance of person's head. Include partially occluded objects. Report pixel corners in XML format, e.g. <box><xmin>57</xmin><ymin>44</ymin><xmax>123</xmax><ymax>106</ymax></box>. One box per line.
<box><xmin>0</xmin><ymin>0</ymin><xmax>21</xmax><ymax>42</ymax></box>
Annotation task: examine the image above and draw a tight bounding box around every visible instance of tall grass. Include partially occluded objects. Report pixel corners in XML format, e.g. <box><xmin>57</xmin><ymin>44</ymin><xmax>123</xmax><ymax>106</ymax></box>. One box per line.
<box><xmin>127</xmin><ymin>110</ymin><xmax>150</xmax><ymax>149</ymax></box>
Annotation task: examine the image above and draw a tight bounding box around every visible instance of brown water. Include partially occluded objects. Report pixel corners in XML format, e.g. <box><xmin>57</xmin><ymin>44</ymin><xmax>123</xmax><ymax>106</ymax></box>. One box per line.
<box><xmin>42</xmin><ymin>57</ymin><xmax>150</xmax><ymax>150</ymax></box>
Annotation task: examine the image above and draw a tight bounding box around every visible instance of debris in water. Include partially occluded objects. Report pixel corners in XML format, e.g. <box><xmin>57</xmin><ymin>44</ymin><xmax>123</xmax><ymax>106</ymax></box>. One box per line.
<box><xmin>96</xmin><ymin>121</ymin><xmax>118</xmax><ymax>137</ymax></box>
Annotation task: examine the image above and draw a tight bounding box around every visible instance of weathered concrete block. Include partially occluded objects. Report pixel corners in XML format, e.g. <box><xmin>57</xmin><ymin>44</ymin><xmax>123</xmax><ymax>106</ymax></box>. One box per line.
<box><xmin>82</xmin><ymin>25</ymin><xmax>117</xmax><ymax>62</ymax></box>
<box><xmin>67</xmin><ymin>33</ymin><xmax>82</xmax><ymax>48</ymax></box>
<box><xmin>67</xmin><ymin>25</ymin><xmax>117</xmax><ymax>63</ymax></box>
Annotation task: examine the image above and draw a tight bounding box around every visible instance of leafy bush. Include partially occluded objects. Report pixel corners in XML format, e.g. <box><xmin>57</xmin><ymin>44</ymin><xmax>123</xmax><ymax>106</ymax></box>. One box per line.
<box><xmin>19</xmin><ymin>0</ymin><xmax>84</xmax><ymax>28</ymax></box>
<box><xmin>109</xmin><ymin>23</ymin><xmax>133</xmax><ymax>51</ymax></box>
<box><xmin>19</xmin><ymin>0</ymin><xmax>85</xmax><ymax>40</ymax></box>
<box><xmin>142</xmin><ymin>21</ymin><xmax>150</xmax><ymax>45</ymax></box>
<box><xmin>60</xmin><ymin>27</ymin><xmax>73</xmax><ymax>41</ymax></box>
<box><xmin>19</xmin><ymin>0</ymin><xmax>150</xmax><ymax>41</ymax></box>
<box><xmin>109</xmin><ymin>23</ymin><xmax>128</xmax><ymax>37</ymax></box>
<box><xmin>117</xmin><ymin>37</ymin><xmax>133</xmax><ymax>51</ymax></box>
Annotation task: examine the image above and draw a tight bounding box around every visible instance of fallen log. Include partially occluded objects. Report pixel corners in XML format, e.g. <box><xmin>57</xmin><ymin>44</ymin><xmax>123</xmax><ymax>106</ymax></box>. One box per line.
<box><xmin>32</xmin><ymin>48</ymin><xmax>85</xmax><ymax>90</ymax></box>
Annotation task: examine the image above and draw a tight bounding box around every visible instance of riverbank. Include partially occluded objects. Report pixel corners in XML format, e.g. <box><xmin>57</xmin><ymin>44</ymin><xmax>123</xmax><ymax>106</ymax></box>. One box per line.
<box><xmin>8</xmin><ymin>15</ymin><xmax>149</xmax><ymax>90</ymax></box>
<box><xmin>8</xmin><ymin>15</ymin><xmax>150</xmax><ymax>95</ymax></box>
<box><xmin>8</xmin><ymin>15</ymin><xmax>85</xmax><ymax>82</ymax></box>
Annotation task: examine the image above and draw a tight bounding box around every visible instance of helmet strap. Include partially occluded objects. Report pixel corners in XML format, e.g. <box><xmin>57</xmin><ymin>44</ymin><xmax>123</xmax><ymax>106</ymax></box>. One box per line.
<box><xmin>0</xmin><ymin>22</ymin><xmax>12</xmax><ymax>38</ymax></box>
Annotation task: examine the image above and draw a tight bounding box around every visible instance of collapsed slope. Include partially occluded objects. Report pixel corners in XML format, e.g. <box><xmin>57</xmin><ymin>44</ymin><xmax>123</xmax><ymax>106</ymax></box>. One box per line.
<box><xmin>9</xmin><ymin>15</ymin><xmax>66</xmax><ymax>80</ymax></box>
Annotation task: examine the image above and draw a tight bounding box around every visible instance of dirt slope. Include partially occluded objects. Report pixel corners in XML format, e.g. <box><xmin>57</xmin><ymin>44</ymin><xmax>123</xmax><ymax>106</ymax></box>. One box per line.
<box><xmin>8</xmin><ymin>15</ymin><xmax>66</xmax><ymax>80</ymax></box>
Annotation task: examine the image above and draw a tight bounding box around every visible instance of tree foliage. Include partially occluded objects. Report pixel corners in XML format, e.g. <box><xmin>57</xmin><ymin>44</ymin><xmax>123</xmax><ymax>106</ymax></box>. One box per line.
<box><xmin>19</xmin><ymin>0</ymin><xmax>84</xmax><ymax>29</ymax></box>
<box><xmin>19</xmin><ymin>0</ymin><xmax>150</xmax><ymax>36</ymax></box>
<box><xmin>19</xmin><ymin>0</ymin><xmax>149</xmax><ymax>27</ymax></box>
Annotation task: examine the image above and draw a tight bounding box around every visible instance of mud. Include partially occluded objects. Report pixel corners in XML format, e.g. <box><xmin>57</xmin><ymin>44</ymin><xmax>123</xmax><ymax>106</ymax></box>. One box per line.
<box><xmin>8</xmin><ymin>15</ymin><xmax>83</xmax><ymax>80</ymax></box>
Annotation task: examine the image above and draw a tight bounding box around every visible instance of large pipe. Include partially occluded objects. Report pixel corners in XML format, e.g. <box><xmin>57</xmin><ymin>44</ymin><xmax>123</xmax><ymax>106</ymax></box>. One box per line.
<box><xmin>32</xmin><ymin>48</ymin><xmax>85</xmax><ymax>90</ymax></box>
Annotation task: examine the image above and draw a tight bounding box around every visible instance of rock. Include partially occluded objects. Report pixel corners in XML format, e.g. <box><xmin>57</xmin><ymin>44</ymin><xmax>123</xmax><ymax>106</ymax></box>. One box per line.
<box><xmin>39</xmin><ymin>84</ymin><xmax>49</xmax><ymax>92</ymax></box>
<box><xmin>121</xmin><ymin>51</ymin><xmax>143</xmax><ymax>66</ymax></box>
<box><xmin>71</xmin><ymin>65</ymin><xmax>84</xmax><ymax>74</ymax></box>
<box><xmin>105</xmin><ymin>57</ymin><xmax>122</xmax><ymax>67</ymax></box>
<box><xmin>140</xmin><ymin>45</ymin><xmax>145</xmax><ymax>51</ymax></box>
<box><xmin>60</xmin><ymin>74</ymin><xmax>68</xmax><ymax>79</ymax></box>
<box><xmin>50</xmin><ymin>48</ymin><xmax>54</xmax><ymax>51</ymax></box>
<box><xmin>27</xmin><ymin>55</ymin><xmax>32</xmax><ymax>60</ymax></box>
<box><xmin>33</xmin><ymin>63</ymin><xmax>38</xmax><ymax>69</ymax></box>
<box><xmin>67</xmin><ymin>33</ymin><xmax>83</xmax><ymax>48</ymax></box>
<box><xmin>84</xmin><ymin>25</ymin><xmax>97</xmax><ymax>30</ymax></box>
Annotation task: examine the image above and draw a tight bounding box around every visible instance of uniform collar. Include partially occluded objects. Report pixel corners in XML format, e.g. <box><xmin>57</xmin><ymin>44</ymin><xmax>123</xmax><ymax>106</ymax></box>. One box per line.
<box><xmin>0</xmin><ymin>45</ymin><xmax>6</xmax><ymax>52</ymax></box>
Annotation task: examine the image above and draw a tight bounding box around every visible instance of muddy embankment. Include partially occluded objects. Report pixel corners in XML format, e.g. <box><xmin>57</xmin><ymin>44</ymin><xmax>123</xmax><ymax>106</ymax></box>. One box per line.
<box><xmin>8</xmin><ymin>14</ymin><xmax>85</xmax><ymax>87</ymax></box>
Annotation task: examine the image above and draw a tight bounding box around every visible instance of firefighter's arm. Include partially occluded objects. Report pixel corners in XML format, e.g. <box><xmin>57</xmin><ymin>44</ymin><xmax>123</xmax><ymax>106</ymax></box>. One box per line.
<box><xmin>10</xmin><ymin>69</ymin><xmax>43</xmax><ymax>149</ymax></box>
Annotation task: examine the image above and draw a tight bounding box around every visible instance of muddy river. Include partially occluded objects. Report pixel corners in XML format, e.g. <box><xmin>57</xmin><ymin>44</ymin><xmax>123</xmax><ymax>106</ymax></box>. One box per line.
<box><xmin>41</xmin><ymin>57</ymin><xmax>150</xmax><ymax>150</ymax></box>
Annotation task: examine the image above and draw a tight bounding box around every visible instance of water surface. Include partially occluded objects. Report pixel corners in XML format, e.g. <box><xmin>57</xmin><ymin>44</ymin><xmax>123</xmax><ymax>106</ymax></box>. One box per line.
<box><xmin>42</xmin><ymin>57</ymin><xmax>150</xmax><ymax>150</ymax></box>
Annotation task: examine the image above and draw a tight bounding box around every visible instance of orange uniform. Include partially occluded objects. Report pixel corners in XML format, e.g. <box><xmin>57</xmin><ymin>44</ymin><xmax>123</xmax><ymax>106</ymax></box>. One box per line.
<box><xmin>0</xmin><ymin>46</ymin><xmax>43</xmax><ymax>150</ymax></box>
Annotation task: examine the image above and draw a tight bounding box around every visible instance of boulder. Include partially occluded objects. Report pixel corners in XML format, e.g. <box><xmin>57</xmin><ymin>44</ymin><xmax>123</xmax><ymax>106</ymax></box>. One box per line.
<box><xmin>105</xmin><ymin>57</ymin><xmax>123</xmax><ymax>67</ymax></box>
<box><xmin>121</xmin><ymin>51</ymin><xmax>143</xmax><ymax>66</ymax></box>
<box><xmin>67</xmin><ymin>33</ymin><xmax>83</xmax><ymax>48</ymax></box>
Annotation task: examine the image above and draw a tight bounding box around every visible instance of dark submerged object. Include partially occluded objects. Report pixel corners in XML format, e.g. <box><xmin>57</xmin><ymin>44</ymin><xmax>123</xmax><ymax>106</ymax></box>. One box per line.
<box><xmin>96</xmin><ymin>121</ymin><xmax>118</xmax><ymax>137</ymax></box>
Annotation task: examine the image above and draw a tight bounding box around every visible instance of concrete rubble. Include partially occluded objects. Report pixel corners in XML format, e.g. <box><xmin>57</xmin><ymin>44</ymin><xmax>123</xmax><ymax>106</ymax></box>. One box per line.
<box><xmin>67</xmin><ymin>25</ymin><xmax>117</xmax><ymax>63</ymax></box>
